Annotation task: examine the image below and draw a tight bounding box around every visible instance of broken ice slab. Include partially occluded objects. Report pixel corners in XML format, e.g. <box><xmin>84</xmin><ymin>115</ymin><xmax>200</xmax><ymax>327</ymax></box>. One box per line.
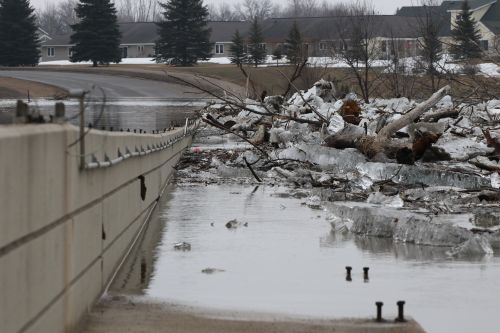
<box><xmin>357</xmin><ymin>162</ymin><xmax>492</xmax><ymax>190</ymax></box>
<box><xmin>211</xmin><ymin>157</ymin><xmax>259</xmax><ymax>179</ymax></box>
<box><xmin>371</xmin><ymin>97</ymin><xmax>416</xmax><ymax>113</ymax></box>
<box><xmin>277</xmin><ymin>144</ymin><xmax>367</xmax><ymax>170</ymax></box>
<box><xmin>325</xmin><ymin>201</ymin><xmax>482</xmax><ymax>248</ymax></box>
<box><xmin>366</xmin><ymin>192</ymin><xmax>404</xmax><ymax>208</ymax></box>
<box><xmin>434</xmin><ymin>133</ymin><xmax>494</xmax><ymax>161</ymax></box>
<box><xmin>447</xmin><ymin>236</ymin><xmax>494</xmax><ymax>258</ymax></box>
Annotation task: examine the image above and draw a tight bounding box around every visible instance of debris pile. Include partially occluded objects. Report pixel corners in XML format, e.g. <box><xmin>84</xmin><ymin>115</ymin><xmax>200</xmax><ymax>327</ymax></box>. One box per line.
<box><xmin>178</xmin><ymin>79</ymin><xmax>500</xmax><ymax>256</ymax></box>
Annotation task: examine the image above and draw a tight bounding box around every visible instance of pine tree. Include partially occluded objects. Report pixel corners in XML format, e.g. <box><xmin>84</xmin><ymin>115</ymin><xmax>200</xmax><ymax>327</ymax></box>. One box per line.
<box><xmin>70</xmin><ymin>0</ymin><xmax>122</xmax><ymax>67</ymax></box>
<box><xmin>450</xmin><ymin>0</ymin><xmax>482</xmax><ymax>60</ymax></box>
<box><xmin>272</xmin><ymin>45</ymin><xmax>283</xmax><ymax>67</ymax></box>
<box><xmin>156</xmin><ymin>0</ymin><xmax>212</xmax><ymax>66</ymax></box>
<box><xmin>0</xmin><ymin>0</ymin><xmax>40</xmax><ymax>66</ymax></box>
<box><xmin>229</xmin><ymin>30</ymin><xmax>247</xmax><ymax>68</ymax></box>
<box><xmin>247</xmin><ymin>17</ymin><xmax>266</xmax><ymax>67</ymax></box>
<box><xmin>285</xmin><ymin>21</ymin><xmax>303</xmax><ymax>65</ymax></box>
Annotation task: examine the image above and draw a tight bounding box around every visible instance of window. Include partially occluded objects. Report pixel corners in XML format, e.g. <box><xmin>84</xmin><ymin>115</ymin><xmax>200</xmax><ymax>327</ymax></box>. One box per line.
<box><xmin>215</xmin><ymin>44</ymin><xmax>224</xmax><ymax>54</ymax></box>
<box><xmin>380</xmin><ymin>40</ymin><xmax>387</xmax><ymax>53</ymax></box>
<box><xmin>319</xmin><ymin>42</ymin><xmax>328</xmax><ymax>51</ymax></box>
<box><xmin>68</xmin><ymin>48</ymin><xmax>73</xmax><ymax>57</ymax></box>
<box><xmin>47</xmin><ymin>47</ymin><xmax>55</xmax><ymax>57</ymax></box>
<box><xmin>259</xmin><ymin>43</ymin><xmax>266</xmax><ymax>50</ymax></box>
<box><xmin>138</xmin><ymin>45</ymin><xmax>144</xmax><ymax>53</ymax></box>
<box><xmin>480</xmin><ymin>40</ymin><xmax>489</xmax><ymax>51</ymax></box>
<box><xmin>120</xmin><ymin>47</ymin><xmax>128</xmax><ymax>58</ymax></box>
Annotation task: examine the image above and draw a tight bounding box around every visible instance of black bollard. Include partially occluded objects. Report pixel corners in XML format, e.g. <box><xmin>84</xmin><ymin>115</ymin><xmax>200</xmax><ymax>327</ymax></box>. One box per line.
<box><xmin>376</xmin><ymin>302</ymin><xmax>384</xmax><ymax>322</ymax></box>
<box><xmin>134</xmin><ymin>129</ymin><xmax>137</xmax><ymax>133</ymax></box>
<box><xmin>395</xmin><ymin>301</ymin><xmax>406</xmax><ymax>322</ymax></box>
<box><xmin>345</xmin><ymin>266</ymin><xmax>352</xmax><ymax>282</ymax></box>
<box><xmin>363</xmin><ymin>267</ymin><xmax>370</xmax><ymax>282</ymax></box>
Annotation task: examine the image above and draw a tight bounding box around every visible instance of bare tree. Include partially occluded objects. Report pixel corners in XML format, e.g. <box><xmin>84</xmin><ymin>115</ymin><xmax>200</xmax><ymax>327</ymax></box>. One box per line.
<box><xmin>235</xmin><ymin>0</ymin><xmax>275</xmax><ymax>20</ymax></box>
<box><xmin>333</xmin><ymin>1</ymin><xmax>381</xmax><ymax>103</ymax></box>
<box><xmin>208</xmin><ymin>2</ymin><xmax>241</xmax><ymax>21</ymax></box>
<box><xmin>114</xmin><ymin>0</ymin><xmax>161</xmax><ymax>22</ymax></box>
<box><xmin>413</xmin><ymin>0</ymin><xmax>445</xmax><ymax>92</ymax></box>
<box><xmin>383</xmin><ymin>32</ymin><xmax>417</xmax><ymax>98</ymax></box>
<box><xmin>37</xmin><ymin>0</ymin><xmax>78</xmax><ymax>35</ymax></box>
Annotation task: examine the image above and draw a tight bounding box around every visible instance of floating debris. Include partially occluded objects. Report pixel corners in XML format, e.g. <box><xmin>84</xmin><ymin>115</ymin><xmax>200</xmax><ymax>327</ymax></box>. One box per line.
<box><xmin>201</xmin><ymin>268</ymin><xmax>226</xmax><ymax>274</ymax></box>
<box><xmin>173</xmin><ymin>242</ymin><xmax>191</xmax><ymax>251</ymax></box>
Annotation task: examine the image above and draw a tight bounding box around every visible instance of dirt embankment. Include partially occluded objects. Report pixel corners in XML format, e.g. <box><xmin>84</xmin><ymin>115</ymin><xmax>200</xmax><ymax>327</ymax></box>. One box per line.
<box><xmin>0</xmin><ymin>77</ymin><xmax>67</xmax><ymax>99</ymax></box>
<box><xmin>80</xmin><ymin>296</ymin><xmax>425</xmax><ymax>333</ymax></box>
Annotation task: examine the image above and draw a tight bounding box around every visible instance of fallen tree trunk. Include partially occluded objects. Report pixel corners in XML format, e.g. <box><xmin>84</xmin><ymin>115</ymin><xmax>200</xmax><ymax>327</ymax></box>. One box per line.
<box><xmin>325</xmin><ymin>85</ymin><xmax>452</xmax><ymax>160</ymax></box>
<box><xmin>377</xmin><ymin>85</ymin><xmax>451</xmax><ymax>139</ymax></box>
<box><xmin>421</xmin><ymin>108</ymin><xmax>459</xmax><ymax>122</ymax></box>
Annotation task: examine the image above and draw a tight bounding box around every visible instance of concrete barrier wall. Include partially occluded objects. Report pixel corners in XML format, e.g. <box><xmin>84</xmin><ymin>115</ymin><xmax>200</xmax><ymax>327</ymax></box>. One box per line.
<box><xmin>0</xmin><ymin>124</ymin><xmax>192</xmax><ymax>333</ymax></box>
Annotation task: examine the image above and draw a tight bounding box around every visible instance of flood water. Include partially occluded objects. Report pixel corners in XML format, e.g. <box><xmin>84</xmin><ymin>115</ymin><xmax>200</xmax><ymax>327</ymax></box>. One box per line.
<box><xmin>111</xmin><ymin>183</ymin><xmax>500</xmax><ymax>333</ymax></box>
<box><xmin>0</xmin><ymin>98</ymin><xmax>207</xmax><ymax>131</ymax></box>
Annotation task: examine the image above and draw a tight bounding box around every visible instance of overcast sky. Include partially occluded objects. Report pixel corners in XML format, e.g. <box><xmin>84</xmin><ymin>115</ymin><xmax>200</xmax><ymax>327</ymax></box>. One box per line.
<box><xmin>30</xmin><ymin>0</ymin><xmax>424</xmax><ymax>15</ymax></box>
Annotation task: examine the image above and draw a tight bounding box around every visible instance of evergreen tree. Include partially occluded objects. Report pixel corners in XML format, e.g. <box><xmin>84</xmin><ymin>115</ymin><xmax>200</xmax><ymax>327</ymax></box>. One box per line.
<box><xmin>247</xmin><ymin>17</ymin><xmax>266</xmax><ymax>67</ymax></box>
<box><xmin>70</xmin><ymin>0</ymin><xmax>122</xmax><ymax>67</ymax></box>
<box><xmin>272</xmin><ymin>45</ymin><xmax>283</xmax><ymax>66</ymax></box>
<box><xmin>450</xmin><ymin>0</ymin><xmax>482</xmax><ymax>60</ymax></box>
<box><xmin>229</xmin><ymin>30</ymin><xmax>247</xmax><ymax>68</ymax></box>
<box><xmin>0</xmin><ymin>0</ymin><xmax>40</xmax><ymax>66</ymax></box>
<box><xmin>156</xmin><ymin>0</ymin><xmax>212</xmax><ymax>66</ymax></box>
<box><xmin>285</xmin><ymin>21</ymin><xmax>303</xmax><ymax>65</ymax></box>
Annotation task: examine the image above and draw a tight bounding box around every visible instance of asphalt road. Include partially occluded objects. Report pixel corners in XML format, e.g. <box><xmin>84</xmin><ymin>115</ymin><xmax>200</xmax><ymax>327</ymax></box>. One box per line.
<box><xmin>0</xmin><ymin>70</ymin><xmax>203</xmax><ymax>99</ymax></box>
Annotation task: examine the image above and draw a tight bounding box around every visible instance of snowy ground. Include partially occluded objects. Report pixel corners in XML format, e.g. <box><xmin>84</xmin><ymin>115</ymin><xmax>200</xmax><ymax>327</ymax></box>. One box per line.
<box><xmin>38</xmin><ymin>55</ymin><xmax>500</xmax><ymax>77</ymax></box>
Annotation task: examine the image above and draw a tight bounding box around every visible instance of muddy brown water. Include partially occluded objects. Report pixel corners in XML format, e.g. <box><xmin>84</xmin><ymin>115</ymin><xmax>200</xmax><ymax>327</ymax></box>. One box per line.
<box><xmin>109</xmin><ymin>183</ymin><xmax>500</xmax><ymax>333</ymax></box>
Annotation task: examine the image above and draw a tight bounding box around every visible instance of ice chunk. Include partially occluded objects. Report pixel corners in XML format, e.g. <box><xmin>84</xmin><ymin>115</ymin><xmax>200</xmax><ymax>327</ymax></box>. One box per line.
<box><xmin>447</xmin><ymin>236</ymin><xmax>494</xmax><ymax>257</ymax></box>
<box><xmin>372</xmin><ymin>97</ymin><xmax>414</xmax><ymax>113</ymax></box>
<box><xmin>367</xmin><ymin>192</ymin><xmax>404</xmax><ymax>208</ymax></box>
<box><xmin>306</xmin><ymin>196</ymin><xmax>322</xmax><ymax>209</ymax></box>
<box><xmin>278</xmin><ymin>144</ymin><xmax>368</xmax><ymax>170</ymax></box>
<box><xmin>327</xmin><ymin>214</ymin><xmax>352</xmax><ymax>233</ymax></box>
<box><xmin>434</xmin><ymin>134</ymin><xmax>493</xmax><ymax>161</ymax></box>
<box><xmin>327</xmin><ymin>113</ymin><xmax>345</xmax><ymax>135</ymax></box>
<box><xmin>436</xmin><ymin>95</ymin><xmax>453</xmax><ymax>109</ymax></box>
<box><xmin>492</xmin><ymin>173</ymin><xmax>500</xmax><ymax>189</ymax></box>
<box><xmin>313</xmin><ymin>79</ymin><xmax>336</xmax><ymax>102</ymax></box>
<box><xmin>326</xmin><ymin>202</ymin><xmax>474</xmax><ymax>247</ymax></box>
<box><xmin>357</xmin><ymin>162</ymin><xmax>492</xmax><ymax>189</ymax></box>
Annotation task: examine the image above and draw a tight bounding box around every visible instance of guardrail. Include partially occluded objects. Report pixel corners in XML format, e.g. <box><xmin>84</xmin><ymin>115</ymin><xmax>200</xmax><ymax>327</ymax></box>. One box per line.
<box><xmin>85</xmin><ymin>118</ymin><xmax>199</xmax><ymax>170</ymax></box>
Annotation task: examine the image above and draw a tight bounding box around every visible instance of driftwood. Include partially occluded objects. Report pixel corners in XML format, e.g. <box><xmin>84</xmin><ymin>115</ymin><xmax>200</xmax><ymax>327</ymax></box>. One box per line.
<box><xmin>421</xmin><ymin>108</ymin><xmax>459</xmax><ymax>122</ymax></box>
<box><xmin>243</xmin><ymin>157</ymin><xmax>262</xmax><ymax>182</ymax></box>
<box><xmin>470</xmin><ymin>156</ymin><xmax>500</xmax><ymax>173</ymax></box>
<box><xmin>249</xmin><ymin>125</ymin><xmax>267</xmax><ymax>145</ymax></box>
<box><xmin>482</xmin><ymin>129</ymin><xmax>500</xmax><ymax>155</ymax></box>
<box><xmin>377</xmin><ymin>85</ymin><xmax>451</xmax><ymax>139</ymax></box>
<box><xmin>325</xmin><ymin>85</ymin><xmax>452</xmax><ymax>161</ymax></box>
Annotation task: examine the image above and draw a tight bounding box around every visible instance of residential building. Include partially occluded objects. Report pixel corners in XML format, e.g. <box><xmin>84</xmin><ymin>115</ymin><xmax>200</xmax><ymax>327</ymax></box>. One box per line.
<box><xmin>39</xmin><ymin>1</ymin><xmax>499</xmax><ymax>63</ymax></box>
<box><xmin>397</xmin><ymin>0</ymin><xmax>500</xmax><ymax>53</ymax></box>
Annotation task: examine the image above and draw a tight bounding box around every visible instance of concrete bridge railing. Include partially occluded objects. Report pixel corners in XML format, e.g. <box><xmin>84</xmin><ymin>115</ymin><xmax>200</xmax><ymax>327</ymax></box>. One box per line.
<box><xmin>0</xmin><ymin>123</ymin><xmax>194</xmax><ymax>333</ymax></box>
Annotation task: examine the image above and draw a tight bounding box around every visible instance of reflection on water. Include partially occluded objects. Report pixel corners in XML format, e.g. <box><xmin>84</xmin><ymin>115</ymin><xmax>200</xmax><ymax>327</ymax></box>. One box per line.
<box><xmin>110</xmin><ymin>183</ymin><xmax>500</xmax><ymax>333</ymax></box>
<box><xmin>0</xmin><ymin>98</ymin><xmax>205</xmax><ymax>131</ymax></box>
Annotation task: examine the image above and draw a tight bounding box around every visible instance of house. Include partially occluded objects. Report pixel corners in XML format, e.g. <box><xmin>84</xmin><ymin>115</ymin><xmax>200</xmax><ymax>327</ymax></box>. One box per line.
<box><xmin>40</xmin><ymin>21</ymin><xmax>251</xmax><ymax>62</ymax></box>
<box><xmin>258</xmin><ymin>16</ymin><xmax>422</xmax><ymax>60</ymax></box>
<box><xmin>39</xmin><ymin>2</ymin><xmax>499</xmax><ymax>63</ymax></box>
<box><xmin>397</xmin><ymin>0</ymin><xmax>500</xmax><ymax>53</ymax></box>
